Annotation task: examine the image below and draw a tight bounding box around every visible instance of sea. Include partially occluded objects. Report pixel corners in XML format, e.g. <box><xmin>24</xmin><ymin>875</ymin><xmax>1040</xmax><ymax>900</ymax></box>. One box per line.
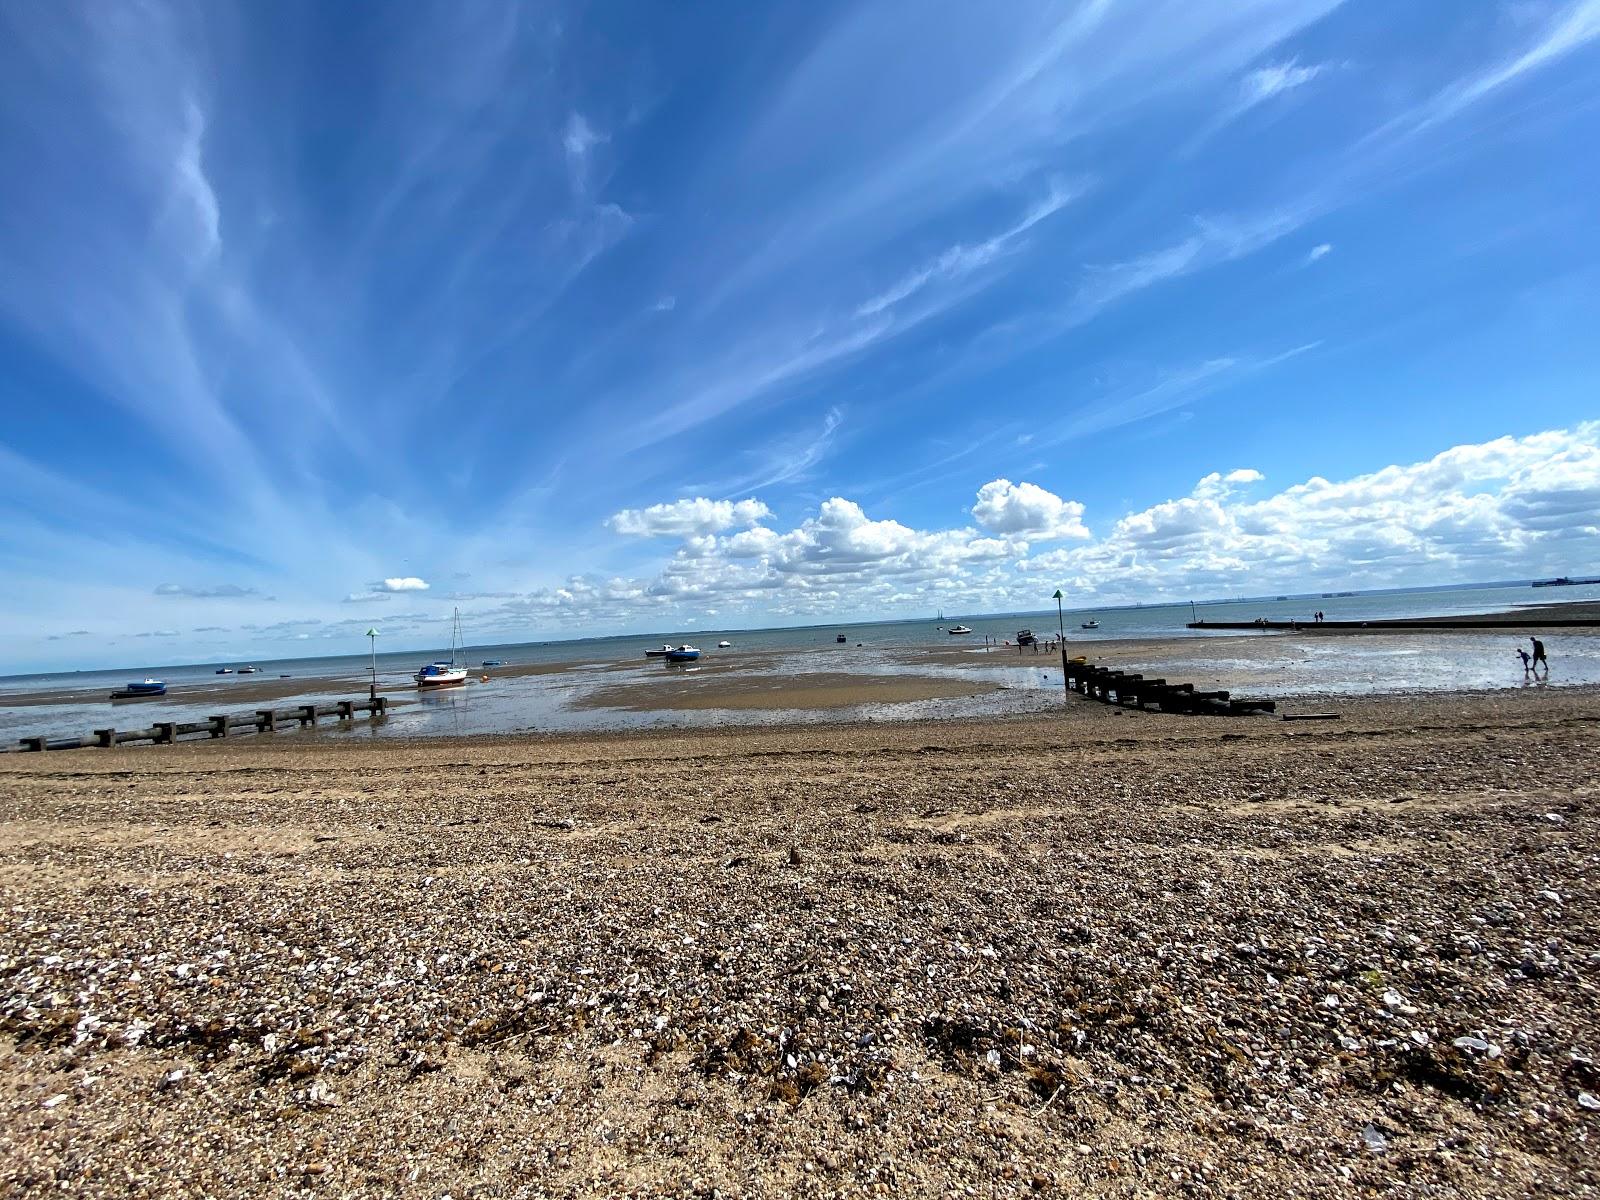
<box><xmin>3</xmin><ymin>580</ymin><xmax>1598</xmax><ymax>744</ymax></box>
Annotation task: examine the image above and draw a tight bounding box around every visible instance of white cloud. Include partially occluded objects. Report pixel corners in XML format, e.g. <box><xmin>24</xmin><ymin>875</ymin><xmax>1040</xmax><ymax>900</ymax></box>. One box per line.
<box><xmin>154</xmin><ymin>582</ymin><xmax>261</xmax><ymax>598</ymax></box>
<box><xmin>607</xmin><ymin>497</ymin><xmax>773</xmax><ymax>537</ymax></box>
<box><xmin>1410</xmin><ymin>0</ymin><xmax>1600</xmax><ymax>132</ymax></box>
<box><xmin>564</xmin><ymin>112</ymin><xmax>603</xmax><ymax>163</ymax></box>
<box><xmin>1192</xmin><ymin>468</ymin><xmax>1264</xmax><ymax>500</ymax></box>
<box><xmin>1072</xmin><ymin>207</ymin><xmax>1313</xmax><ymax>319</ymax></box>
<box><xmin>1240</xmin><ymin>59</ymin><xmax>1323</xmax><ymax>105</ymax></box>
<box><xmin>1307</xmin><ymin>242</ymin><xmax>1333</xmax><ymax>263</ymax></box>
<box><xmin>855</xmin><ymin>177</ymin><xmax>1087</xmax><ymax>318</ymax></box>
<box><xmin>375</xmin><ymin>576</ymin><xmax>430</xmax><ymax>592</ymax></box>
<box><xmin>344</xmin><ymin>592</ymin><xmax>392</xmax><ymax>604</ymax></box>
<box><xmin>971</xmin><ymin>479</ymin><xmax>1090</xmax><ymax>539</ymax></box>
<box><xmin>548</xmin><ymin>423</ymin><xmax>1600</xmax><ymax>629</ymax></box>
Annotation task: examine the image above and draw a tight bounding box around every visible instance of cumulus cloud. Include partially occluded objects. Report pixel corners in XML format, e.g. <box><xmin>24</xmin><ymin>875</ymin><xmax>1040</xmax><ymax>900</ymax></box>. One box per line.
<box><xmin>154</xmin><ymin>583</ymin><xmax>261</xmax><ymax>598</ymax></box>
<box><xmin>280</xmin><ymin>424</ymin><xmax>1597</xmax><ymax>649</ymax></box>
<box><xmin>375</xmin><ymin>577</ymin><xmax>430</xmax><ymax>592</ymax></box>
<box><xmin>1192</xmin><ymin>468</ymin><xmax>1264</xmax><ymax>500</ymax></box>
<box><xmin>607</xmin><ymin>497</ymin><xmax>773</xmax><ymax>537</ymax></box>
<box><xmin>1307</xmin><ymin>242</ymin><xmax>1333</xmax><ymax>263</ymax></box>
<box><xmin>971</xmin><ymin>479</ymin><xmax>1090</xmax><ymax>539</ymax></box>
<box><xmin>563</xmin><ymin>424</ymin><xmax>1600</xmax><ymax>628</ymax></box>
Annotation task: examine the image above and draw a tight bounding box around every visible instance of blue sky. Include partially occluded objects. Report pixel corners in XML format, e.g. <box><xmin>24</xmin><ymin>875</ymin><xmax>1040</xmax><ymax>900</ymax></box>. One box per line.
<box><xmin>3</xmin><ymin>1</ymin><xmax>1599</xmax><ymax>670</ymax></box>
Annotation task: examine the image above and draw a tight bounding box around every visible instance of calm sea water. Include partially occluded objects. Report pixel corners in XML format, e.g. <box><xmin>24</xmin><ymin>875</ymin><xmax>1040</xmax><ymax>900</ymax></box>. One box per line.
<box><xmin>3</xmin><ymin>581</ymin><xmax>1596</xmax><ymax>743</ymax></box>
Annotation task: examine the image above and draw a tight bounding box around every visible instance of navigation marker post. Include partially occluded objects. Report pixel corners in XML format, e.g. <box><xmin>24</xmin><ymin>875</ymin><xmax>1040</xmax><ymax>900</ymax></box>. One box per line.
<box><xmin>366</xmin><ymin>628</ymin><xmax>379</xmax><ymax>702</ymax></box>
<box><xmin>1054</xmin><ymin>589</ymin><xmax>1069</xmax><ymax>706</ymax></box>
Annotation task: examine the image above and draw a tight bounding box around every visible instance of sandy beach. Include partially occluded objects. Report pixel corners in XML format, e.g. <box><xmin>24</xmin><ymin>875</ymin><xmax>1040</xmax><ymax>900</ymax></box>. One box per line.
<box><xmin>2</xmin><ymin>686</ymin><xmax>1597</xmax><ymax>1197</ymax></box>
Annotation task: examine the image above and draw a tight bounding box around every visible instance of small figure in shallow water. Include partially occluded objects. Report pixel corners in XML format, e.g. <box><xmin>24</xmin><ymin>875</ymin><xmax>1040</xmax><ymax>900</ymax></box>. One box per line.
<box><xmin>1516</xmin><ymin>647</ymin><xmax>1532</xmax><ymax>675</ymax></box>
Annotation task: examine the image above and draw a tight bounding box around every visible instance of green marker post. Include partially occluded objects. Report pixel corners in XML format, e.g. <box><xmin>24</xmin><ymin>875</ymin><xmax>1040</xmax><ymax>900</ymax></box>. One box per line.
<box><xmin>1053</xmin><ymin>590</ymin><xmax>1068</xmax><ymax>706</ymax></box>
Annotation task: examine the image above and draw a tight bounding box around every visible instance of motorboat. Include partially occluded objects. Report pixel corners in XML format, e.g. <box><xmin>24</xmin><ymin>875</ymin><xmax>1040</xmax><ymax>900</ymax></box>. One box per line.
<box><xmin>416</xmin><ymin>609</ymin><xmax>469</xmax><ymax>688</ymax></box>
<box><xmin>665</xmin><ymin>644</ymin><xmax>701</xmax><ymax>663</ymax></box>
<box><xmin>238</xmin><ymin>665</ymin><xmax>259</xmax><ymax>674</ymax></box>
<box><xmin>644</xmin><ymin>644</ymin><xmax>676</xmax><ymax>658</ymax></box>
<box><xmin>948</xmin><ymin>624</ymin><xmax>973</xmax><ymax>635</ymax></box>
<box><xmin>111</xmin><ymin>679</ymin><xmax>166</xmax><ymax>700</ymax></box>
<box><xmin>215</xmin><ymin>667</ymin><xmax>234</xmax><ymax>674</ymax></box>
<box><xmin>836</xmin><ymin>634</ymin><xmax>847</xmax><ymax>643</ymax></box>
<box><xmin>481</xmin><ymin>660</ymin><xmax>504</xmax><ymax>667</ymax></box>
<box><xmin>717</xmin><ymin>640</ymin><xmax>731</xmax><ymax>648</ymax></box>
<box><xmin>1081</xmin><ymin>619</ymin><xmax>1100</xmax><ymax>630</ymax></box>
<box><xmin>1016</xmin><ymin>629</ymin><xmax>1036</xmax><ymax>646</ymax></box>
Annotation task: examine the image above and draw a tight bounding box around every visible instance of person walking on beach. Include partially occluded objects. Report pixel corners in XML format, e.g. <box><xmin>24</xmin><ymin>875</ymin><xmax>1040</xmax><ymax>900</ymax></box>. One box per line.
<box><xmin>1530</xmin><ymin>637</ymin><xmax>1548</xmax><ymax>675</ymax></box>
<box><xmin>1517</xmin><ymin>647</ymin><xmax>1532</xmax><ymax>675</ymax></box>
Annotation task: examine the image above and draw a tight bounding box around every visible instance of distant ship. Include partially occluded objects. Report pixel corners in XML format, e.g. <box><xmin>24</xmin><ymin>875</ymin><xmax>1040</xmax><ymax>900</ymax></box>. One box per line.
<box><xmin>1532</xmin><ymin>576</ymin><xmax>1600</xmax><ymax>587</ymax></box>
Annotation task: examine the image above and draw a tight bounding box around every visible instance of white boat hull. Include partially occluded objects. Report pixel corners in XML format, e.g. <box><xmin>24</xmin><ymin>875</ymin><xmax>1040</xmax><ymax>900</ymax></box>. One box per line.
<box><xmin>416</xmin><ymin>670</ymin><xmax>468</xmax><ymax>688</ymax></box>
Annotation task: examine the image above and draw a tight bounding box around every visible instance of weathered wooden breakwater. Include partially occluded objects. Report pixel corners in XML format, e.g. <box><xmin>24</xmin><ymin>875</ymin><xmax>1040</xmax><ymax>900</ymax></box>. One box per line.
<box><xmin>8</xmin><ymin>695</ymin><xmax>388</xmax><ymax>753</ymax></box>
<box><xmin>1064</xmin><ymin>659</ymin><xmax>1275</xmax><ymax>716</ymax></box>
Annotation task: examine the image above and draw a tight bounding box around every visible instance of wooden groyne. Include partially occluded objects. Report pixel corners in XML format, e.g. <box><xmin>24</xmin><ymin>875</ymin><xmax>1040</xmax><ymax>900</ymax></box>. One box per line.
<box><xmin>1188</xmin><ymin>616</ymin><xmax>1600</xmax><ymax>631</ymax></box>
<box><xmin>1064</xmin><ymin>659</ymin><xmax>1275</xmax><ymax>716</ymax></box>
<box><xmin>8</xmin><ymin>696</ymin><xmax>388</xmax><ymax>753</ymax></box>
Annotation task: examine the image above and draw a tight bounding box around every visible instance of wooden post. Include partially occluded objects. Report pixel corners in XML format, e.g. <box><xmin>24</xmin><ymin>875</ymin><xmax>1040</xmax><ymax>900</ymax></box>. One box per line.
<box><xmin>255</xmin><ymin>709</ymin><xmax>276</xmax><ymax>732</ymax></box>
<box><xmin>94</xmin><ymin>729</ymin><xmax>115</xmax><ymax>748</ymax></box>
<box><xmin>337</xmin><ymin>700</ymin><xmax>354</xmax><ymax>720</ymax></box>
<box><xmin>209</xmin><ymin>715</ymin><xmax>228</xmax><ymax>738</ymax></box>
<box><xmin>153</xmin><ymin>723</ymin><xmax>177</xmax><ymax>745</ymax></box>
<box><xmin>20</xmin><ymin>736</ymin><xmax>46</xmax><ymax>752</ymax></box>
<box><xmin>298</xmin><ymin>704</ymin><xmax>317</xmax><ymax>726</ymax></box>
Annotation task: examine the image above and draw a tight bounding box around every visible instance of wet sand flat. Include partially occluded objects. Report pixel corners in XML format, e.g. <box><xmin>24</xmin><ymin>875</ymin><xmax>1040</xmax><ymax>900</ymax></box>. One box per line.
<box><xmin>2</xmin><ymin>687</ymin><xmax>1598</xmax><ymax>1197</ymax></box>
<box><xmin>575</xmin><ymin>668</ymin><xmax>999</xmax><ymax>711</ymax></box>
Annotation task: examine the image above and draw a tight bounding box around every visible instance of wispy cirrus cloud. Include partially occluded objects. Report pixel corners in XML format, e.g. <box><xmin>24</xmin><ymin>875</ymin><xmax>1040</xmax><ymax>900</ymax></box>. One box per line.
<box><xmin>855</xmin><ymin>177</ymin><xmax>1089</xmax><ymax>318</ymax></box>
<box><xmin>154</xmin><ymin>583</ymin><xmax>262</xmax><ymax>599</ymax></box>
<box><xmin>1400</xmin><ymin>0</ymin><xmax>1600</xmax><ymax>135</ymax></box>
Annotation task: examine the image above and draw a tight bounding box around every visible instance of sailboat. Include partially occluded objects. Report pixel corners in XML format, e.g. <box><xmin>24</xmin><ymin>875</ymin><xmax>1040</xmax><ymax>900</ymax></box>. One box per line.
<box><xmin>414</xmin><ymin>608</ymin><xmax>469</xmax><ymax>689</ymax></box>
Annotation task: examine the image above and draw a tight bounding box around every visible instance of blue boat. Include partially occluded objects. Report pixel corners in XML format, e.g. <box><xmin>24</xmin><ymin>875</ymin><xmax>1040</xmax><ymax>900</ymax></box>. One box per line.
<box><xmin>481</xmin><ymin>660</ymin><xmax>504</xmax><ymax>667</ymax></box>
<box><xmin>110</xmin><ymin>679</ymin><xmax>166</xmax><ymax>700</ymax></box>
<box><xmin>664</xmin><ymin>645</ymin><xmax>701</xmax><ymax>663</ymax></box>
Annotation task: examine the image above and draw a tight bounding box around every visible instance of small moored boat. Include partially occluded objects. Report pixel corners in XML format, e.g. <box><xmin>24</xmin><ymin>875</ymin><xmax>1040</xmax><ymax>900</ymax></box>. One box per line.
<box><xmin>415</xmin><ymin>662</ymin><xmax>468</xmax><ymax>688</ymax></box>
<box><xmin>665</xmin><ymin>645</ymin><xmax>701</xmax><ymax>663</ymax></box>
<box><xmin>215</xmin><ymin>667</ymin><xmax>234</xmax><ymax>675</ymax></box>
<box><xmin>644</xmin><ymin>645</ymin><xmax>676</xmax><ymax>658</ymax></box>
<box><xmin>717</xmin><ymin>640</ymin><xmax>731</xmax><ymax>648</ymax></box>
<box><xmin>948</xmin><ymin>624</ymin><xmax>973</xmax><ymax>635</ymax></box>
<box><xmin>238</xmin><ymin>665</ymin><xmax>259</xmax><ymax>674</ymax></box>
<box><xmin>835</xmin><ymin>634</ymin><xmax>847</xmax><ymax>643</ymax></box>
<box><xmin>1081</xmin><ymin>619</ymin><xmax>1099</xmax><ymax>630</ymax></box>
<box><xmin>481</xmin><ymin>660</ymin><xmax>504</xmax><ymax>667</ymax></box>
<box><xmin>416</xmin><ymin>609</ymin><xmax>469</xmax><ymax>688</ymax></box>
<box><xmin>1016</xmin><ymin>629</ymin><xmax>1036</xmax><ymax>647</ymax></box>
<box><xmin>111</xmin><ymin>679</ymin><xmax>166</xmax><ymax>700</ymax></box>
